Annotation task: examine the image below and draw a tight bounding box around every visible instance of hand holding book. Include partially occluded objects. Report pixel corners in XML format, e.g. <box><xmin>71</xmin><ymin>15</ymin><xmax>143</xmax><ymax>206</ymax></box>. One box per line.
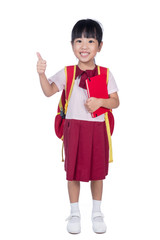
<box><xmin>84</xmin><ymin>97</ymin><xmax>102</xmax><ymax>114</ymax></box>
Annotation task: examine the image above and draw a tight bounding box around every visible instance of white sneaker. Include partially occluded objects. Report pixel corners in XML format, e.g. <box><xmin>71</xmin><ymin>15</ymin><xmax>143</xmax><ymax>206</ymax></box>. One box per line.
<box><xmin>92</xmin><ymin>212</ymin><xmax>107</xmax><ymax>234</ymax></box>
<box><xmin>66</xmin><ymin>212</ymin><xmax>81</xmax><ymax>234</ymax></box>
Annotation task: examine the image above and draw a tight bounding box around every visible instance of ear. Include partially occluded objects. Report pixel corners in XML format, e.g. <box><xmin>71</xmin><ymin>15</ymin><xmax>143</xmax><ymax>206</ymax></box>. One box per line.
<box><xmin>98</xmin><ymin>41</ymin><xmax>103</xmax><ymax>52</ymax></box>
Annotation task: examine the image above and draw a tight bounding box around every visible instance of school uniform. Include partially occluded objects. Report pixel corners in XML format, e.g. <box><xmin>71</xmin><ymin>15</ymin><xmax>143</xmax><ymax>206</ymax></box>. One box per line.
<box><xmin>48</xmin><ymin>66</ymin><xmax>118</xmax><ymax>182</ymax></box>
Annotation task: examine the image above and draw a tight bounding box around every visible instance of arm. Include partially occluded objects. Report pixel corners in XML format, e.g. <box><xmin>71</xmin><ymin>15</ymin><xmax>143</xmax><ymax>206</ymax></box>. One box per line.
<box><xmin>38</xmin><ymin>73</ymin><xmax>59</xmax><ymax>97</ymax></box>
<box><xmin>99</xmin><ymin>92</ymin><xmax>120</xmax><ymax>109</ymax></box>
<box><xmin>36</xmin><ymin>52</ymin><xmax>59</xmax><ymax>97</ymax></box>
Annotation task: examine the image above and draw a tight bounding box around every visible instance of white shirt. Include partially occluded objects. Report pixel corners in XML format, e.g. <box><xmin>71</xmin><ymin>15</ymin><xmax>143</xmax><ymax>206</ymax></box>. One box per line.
<box><xmin>48</xmin><ymin>68</ymin><xmax>118</xmax><ymax>122</ymax></box>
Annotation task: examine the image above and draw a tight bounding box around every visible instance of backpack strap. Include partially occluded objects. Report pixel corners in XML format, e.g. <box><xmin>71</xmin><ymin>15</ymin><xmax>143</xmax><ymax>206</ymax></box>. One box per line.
<box><xmin>55</xmin><ymin>65</ymin><xmax>76</xmax><ymax>141</ymax></box>
<box><xmin>56</xmin><ymin>66</ymin><xmax>76</xmax><ymax>161</ymax></box>
<box><xmin>64</xmin><ymin>65</ymin><xmax>76</xmax><ymax>115</ymax></box>
<box><xmin>97</xmin><ymin>66</ymin><xmax>113</xmax><ymax>163</ymax></box>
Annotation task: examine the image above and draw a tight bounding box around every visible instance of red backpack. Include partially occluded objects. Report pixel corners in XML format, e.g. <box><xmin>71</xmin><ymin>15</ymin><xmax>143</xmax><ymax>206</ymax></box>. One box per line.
<box><xmin>54</xmin><ymin>65</ymin><xmax>114</xmax><ymax>162</ymax></box>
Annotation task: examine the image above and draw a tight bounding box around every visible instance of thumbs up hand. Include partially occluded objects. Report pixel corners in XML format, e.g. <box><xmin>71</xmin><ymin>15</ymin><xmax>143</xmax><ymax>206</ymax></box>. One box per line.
<box><xmin>36</xmin><ymin>52</ymin><xmax>47</xmax><ymax>75</ymax></box>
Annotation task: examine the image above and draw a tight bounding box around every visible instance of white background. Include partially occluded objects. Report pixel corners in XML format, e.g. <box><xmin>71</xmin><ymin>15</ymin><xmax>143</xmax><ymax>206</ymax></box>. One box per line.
<box><xmin>0</xmin><ymin>0</ymin><xmax>160</xmax><ymax>239</ymax></box>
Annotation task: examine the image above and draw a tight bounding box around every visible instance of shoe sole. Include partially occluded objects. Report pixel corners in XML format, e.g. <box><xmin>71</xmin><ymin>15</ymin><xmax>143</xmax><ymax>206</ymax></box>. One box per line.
<box><xmin>94</xmin><ymin>230</ymin><xmax>106</xmax><ymax>234</ymax></box>
<box><xmin>67</xmin><ymin>230</ymin><xmax>81</xmax><ymax>234</ymax></box>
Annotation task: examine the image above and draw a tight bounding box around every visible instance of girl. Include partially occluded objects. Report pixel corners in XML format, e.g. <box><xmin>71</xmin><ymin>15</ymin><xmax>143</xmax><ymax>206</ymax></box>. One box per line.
<box><xmin>37</xmin><ymin>19</ymin><xmax>119</xmax><ymax>234</ymax></box>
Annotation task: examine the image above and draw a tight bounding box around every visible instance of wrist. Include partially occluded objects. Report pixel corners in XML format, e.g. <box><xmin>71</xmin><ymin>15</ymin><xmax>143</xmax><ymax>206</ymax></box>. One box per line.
<box><xmin>99</xmin><ymin>98</ymin><xmax>103</xmax><ymax>107</ymax></box>
<box><xmin>38</xmin><ymin>72</ymin><xmax>46</xmax><ymax>77</ymax></box>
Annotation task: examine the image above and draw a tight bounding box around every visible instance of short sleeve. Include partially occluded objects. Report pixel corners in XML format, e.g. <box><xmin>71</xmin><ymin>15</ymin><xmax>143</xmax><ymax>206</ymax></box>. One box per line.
<box><xmin>107</xmin><ymin>70</ymin><xmax>119</xmax><ymax>95</ymax></box>
<box><xmin>48</xmin><ymin>68</ymin><xmax>66</xmax><ymax>92</ymax></box>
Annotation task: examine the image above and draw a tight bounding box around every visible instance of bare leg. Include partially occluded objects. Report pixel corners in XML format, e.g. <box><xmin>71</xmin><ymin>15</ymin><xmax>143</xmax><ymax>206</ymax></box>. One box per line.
<box><xmin>68</xmin><ymin>181</ymin><xmax>80</xmax><ymax>203</ymax></box>
<box><xmin>90</xmin><ymin>180</ymin><xmax>103</xmax><ymax>200</ymax></box>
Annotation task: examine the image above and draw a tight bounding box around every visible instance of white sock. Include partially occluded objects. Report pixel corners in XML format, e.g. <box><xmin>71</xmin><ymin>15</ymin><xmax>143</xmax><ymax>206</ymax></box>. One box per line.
<box><xmin>92</xmin><ymin>200</ymin><xmax>101</xmax><ymax>213</ymax></box>
<box><xmin>92</xmin><ymin>200</ymin><xmax>103</xmax><ymax>222</ymax></box>
<box><xmin>70</xmin><ymin>202</ymin><xmax>80</xmax><ymax>214</ymax></box>
<box><xmin>70</xmin><ymin>202</ymin><xmax>80</xmax><ymax>223</ymax></box>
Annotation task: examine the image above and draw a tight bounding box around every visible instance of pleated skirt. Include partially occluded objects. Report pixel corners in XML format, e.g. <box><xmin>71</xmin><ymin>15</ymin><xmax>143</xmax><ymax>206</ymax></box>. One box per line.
<box><xmin>63</xmin><ymin>119</ymin><xmax>109</xmax><ymax>182</ymax></box>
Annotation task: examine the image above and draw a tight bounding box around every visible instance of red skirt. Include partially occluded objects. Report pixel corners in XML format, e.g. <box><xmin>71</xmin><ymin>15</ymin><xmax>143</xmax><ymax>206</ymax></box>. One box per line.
<box><xmin>63</xmin><ymin>119</ymin><xmax>109</xmax><ymax>182</ymax></box>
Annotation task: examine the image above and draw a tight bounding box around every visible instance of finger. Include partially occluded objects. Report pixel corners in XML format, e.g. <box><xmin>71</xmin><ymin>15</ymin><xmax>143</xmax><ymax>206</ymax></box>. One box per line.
<box><xmin>87</xmin><ymin>98</ymin><xmax>92</xmax><ymax>102</ymax></box>
<box><xmin>37</xmin><ymin>61</ymin><xmax>46</xmax><ymax>65</ymax></box>
<box><xmin>36</xmin><ymin>52</ymin><xmax>43</xmax><ymax>61</ymax></box>
<box><xmin>37</xmin><ymin>66</ymin><xmax>46</xmax><ymax>71</ymax></box>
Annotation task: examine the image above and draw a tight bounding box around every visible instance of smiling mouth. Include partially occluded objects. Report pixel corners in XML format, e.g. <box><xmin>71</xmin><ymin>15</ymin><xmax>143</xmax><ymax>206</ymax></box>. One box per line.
<box><xmin>80</xmin><ymin>52</ymin><xmax>89</xmax><ymax>56</ymax></box>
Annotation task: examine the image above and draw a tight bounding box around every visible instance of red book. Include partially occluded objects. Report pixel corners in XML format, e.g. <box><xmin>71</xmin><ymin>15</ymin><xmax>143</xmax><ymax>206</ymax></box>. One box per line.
<box><xmin>85</xmin><ymin>74</ymin><xmax>110</xmax><ymax>118</ymax></box>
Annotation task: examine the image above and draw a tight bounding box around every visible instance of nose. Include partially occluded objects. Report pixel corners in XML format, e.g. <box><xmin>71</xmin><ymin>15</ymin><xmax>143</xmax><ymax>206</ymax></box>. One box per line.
<box><xmin>81</xmin><ymin>39</ymin><xmax>88</xmax><ymax>50</ymax></box>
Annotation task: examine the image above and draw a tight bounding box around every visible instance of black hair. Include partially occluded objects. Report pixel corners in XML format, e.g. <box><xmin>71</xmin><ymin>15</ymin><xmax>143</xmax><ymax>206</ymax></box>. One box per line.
<box><xmin>71</xmin><ymin>19</ymin><xmax>103</xmax><ymax>46</ymax></box>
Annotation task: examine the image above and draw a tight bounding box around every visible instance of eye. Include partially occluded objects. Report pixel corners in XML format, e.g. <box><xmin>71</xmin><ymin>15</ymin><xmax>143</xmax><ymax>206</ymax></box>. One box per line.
<box><xmin>76</xmin><ymin>39</ymin><xmax>82</xmax><ymax>43</ymax></box>
<box><xmin>88</xmin><ymin>40</ymin><xmax>95</xmax><ymax>43</ymax></box>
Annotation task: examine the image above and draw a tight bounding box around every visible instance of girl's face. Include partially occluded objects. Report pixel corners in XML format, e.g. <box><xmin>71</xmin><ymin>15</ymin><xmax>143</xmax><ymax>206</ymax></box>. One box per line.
<box><xmin>72</xmin><ymin>35</ymin><xmax>103</xmax><ymax>68</ymax></box>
